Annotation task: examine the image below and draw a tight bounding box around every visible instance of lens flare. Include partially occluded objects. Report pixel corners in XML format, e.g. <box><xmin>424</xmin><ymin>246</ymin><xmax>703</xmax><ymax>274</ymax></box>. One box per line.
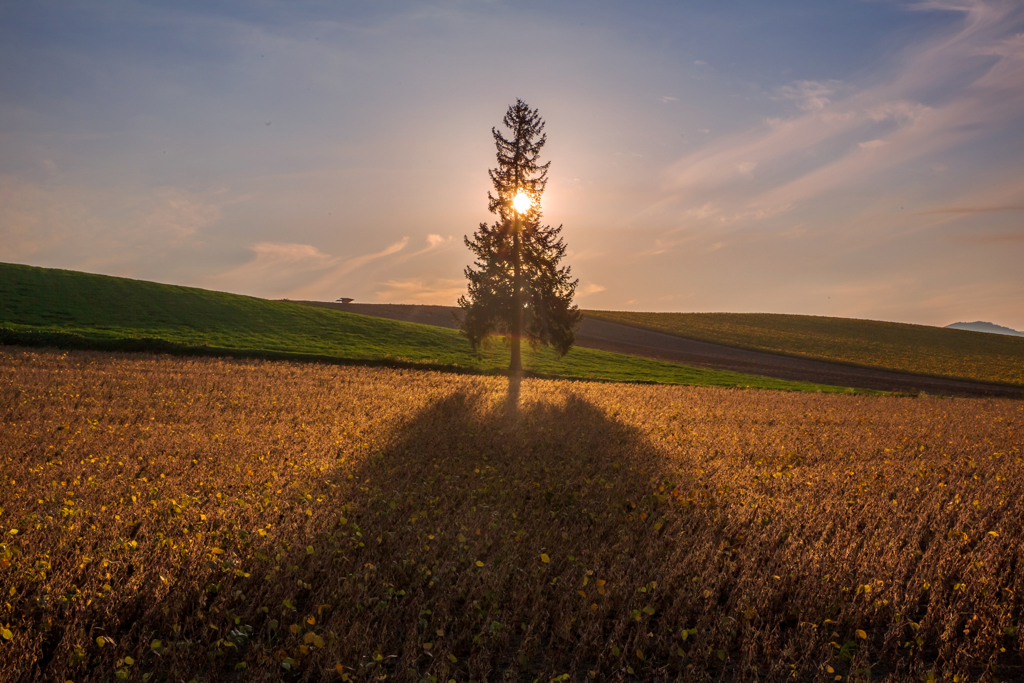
<box><xmin>512</xmin><ymin>191</ymin><xmax>532</xmax><ymax>213</ymax></box>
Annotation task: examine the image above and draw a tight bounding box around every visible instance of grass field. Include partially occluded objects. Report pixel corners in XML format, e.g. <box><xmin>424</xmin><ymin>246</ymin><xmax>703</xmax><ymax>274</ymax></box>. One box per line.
<box><xmin>585</xmin><ymin>311</ymin><xmax>1024</xmax><ymax>387</ymax></box>
<box><xmin>0</xmin><ymin>262</ymin><xmax>855</xmax><ymax>393</ymax></box>
<box><xmin>1</xmin><ymin>348</ymin><xmax>1022</xmax><ymax>682</ymax></box>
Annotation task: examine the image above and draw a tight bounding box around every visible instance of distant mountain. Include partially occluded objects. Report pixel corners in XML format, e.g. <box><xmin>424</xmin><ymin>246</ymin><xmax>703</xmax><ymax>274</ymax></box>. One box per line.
<box><xmin>946</xmin><ymin>321</ymin><xmax>1024</xmax><ymax>337</ymax></box>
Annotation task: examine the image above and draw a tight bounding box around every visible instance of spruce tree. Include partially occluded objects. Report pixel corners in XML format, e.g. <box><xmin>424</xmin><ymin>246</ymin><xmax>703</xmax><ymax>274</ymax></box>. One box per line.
<box><xmin>459</xmin><ymin>99</ymin><xmax>583</xmax><ymax>375</ymax></box>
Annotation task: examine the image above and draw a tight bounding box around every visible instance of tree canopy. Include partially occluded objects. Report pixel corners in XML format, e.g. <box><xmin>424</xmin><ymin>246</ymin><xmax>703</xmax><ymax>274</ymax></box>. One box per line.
<box><xmin>459</xmin><ymin>100</ymin><xmax>582</xmax><ymax>375</ymax></box>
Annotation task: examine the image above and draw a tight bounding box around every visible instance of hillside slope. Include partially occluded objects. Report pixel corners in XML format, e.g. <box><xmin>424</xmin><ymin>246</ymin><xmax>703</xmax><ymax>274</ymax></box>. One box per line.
<box><xmin>946</xmin><ymin>321</ymin><xmax>1024</xmax><ymax>337</ymax></box>
<box><xmin>295</xmin><ymin>302</ymin><xmax>1024</xmax><ymax>398</ymax></box>
<box><xmin>0</xmin><ymin>262</ymin><xmax>848</xmax><ymax>392</ymax></box>
<box><xmin>586</xmin><ymin>310</ymin><xmax>1024</xmax><ymax>387</ymax></box>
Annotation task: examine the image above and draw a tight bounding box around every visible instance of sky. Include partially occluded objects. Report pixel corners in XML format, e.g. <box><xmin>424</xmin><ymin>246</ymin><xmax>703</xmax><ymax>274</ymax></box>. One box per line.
<box><xmin>1</xmin><ymin>0</ymin><xmax>1023</xmax><ymax>329</ymax></box>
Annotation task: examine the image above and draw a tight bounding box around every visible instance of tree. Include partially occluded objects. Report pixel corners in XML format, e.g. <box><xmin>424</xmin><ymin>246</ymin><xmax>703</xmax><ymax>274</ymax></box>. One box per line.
<box><xmin>459</xmin><ymin>99</ymin><xmax>583</xmax><ymax>376</ymax></box>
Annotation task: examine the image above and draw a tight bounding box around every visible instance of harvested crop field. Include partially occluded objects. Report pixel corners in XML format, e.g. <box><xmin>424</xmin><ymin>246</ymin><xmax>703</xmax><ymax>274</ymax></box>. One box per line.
<box><xmin>1</xmin><ymin>347</ymin><xmax>1023</xmax><ymax>682</ymax></box>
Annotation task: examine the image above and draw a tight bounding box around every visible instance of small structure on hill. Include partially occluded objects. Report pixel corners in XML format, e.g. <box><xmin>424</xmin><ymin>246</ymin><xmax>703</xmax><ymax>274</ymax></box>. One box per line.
<box><xmin>335</xmin><ymin>297</ymin><xmax>354</xmax><ymax>304</ymax></box>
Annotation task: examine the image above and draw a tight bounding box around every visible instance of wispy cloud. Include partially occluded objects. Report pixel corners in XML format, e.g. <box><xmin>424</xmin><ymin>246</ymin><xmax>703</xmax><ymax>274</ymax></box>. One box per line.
<box><xmin>958</xmin><ymin>232</ymin><xmax>1024</xmax><ymax>244</ymax></box>
<box><xmin>923</xmin><ymin>205</ymin><xmax>1024</xmax><ymax>214</ymax></box>
<box><xmin>338</xmin><ymin>237</ymin><xmax>408</xmax><ymax>274</ymax></box>
<box><xmin>373</xmin><ymin>277</ymin><xmax>465</xmax><ymax>305</ymax></box>
<box><xmin>578</xmin><ymin>283</ymin><xmax>606</xmax><ymax>297</ymax></box>
<box><xmin>399</xmin><ymin>234</ymin><xmax>453</xmax><ymax>261</ymax></box>
<box><xmin>285</xmin><ymin>237</ymin><xmax>409</xmax><ymax>299</ymax></box>
<box><xmin>205</xmin><ymin>242</ymin><xmax>336</xmax><ymax>298</ymax></box>
<box><xmin>661</xmin><ymin>0</ymin><xmax>1024</xmax><ymax>232</ymax></box>
<box><xmin>0</xmin><ymin>177</ymin><xmax>222</xmax><ymax>274</ymax></box>
<box><xmin>211</xmin><ymin>237</ymin><xmax>410</xmax><ymax>300</ymax></box>
<box><xmin>776</xmin><ymin>79</ymin><xmax>842</xmax><ymax>112</ymax></box>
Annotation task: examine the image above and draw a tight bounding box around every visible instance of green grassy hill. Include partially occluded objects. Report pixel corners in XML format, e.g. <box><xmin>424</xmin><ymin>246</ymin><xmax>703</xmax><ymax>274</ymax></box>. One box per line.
<box><xmin>586</xmin><ymin>310</ymin><xmax>1024</xmax><ymax>386</ymax></box>
<box><xmin>0</xmin><ymin>262</ymin><xmax>852</xmax><ymax>392</ymax></box>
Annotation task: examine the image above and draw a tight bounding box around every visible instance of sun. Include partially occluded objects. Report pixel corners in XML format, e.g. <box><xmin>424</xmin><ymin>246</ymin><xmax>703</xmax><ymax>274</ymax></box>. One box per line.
<box><xmin>512</xmin><ymin>190</ymin><xmax>532</xmax><ymax>213</ymax></box>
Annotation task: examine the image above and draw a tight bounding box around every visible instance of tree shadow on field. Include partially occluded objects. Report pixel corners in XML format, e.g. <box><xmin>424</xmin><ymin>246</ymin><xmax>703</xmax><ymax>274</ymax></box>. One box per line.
<box><xmin>272</xmin><ymin>386</ymin><xmax>709</xmax><ymax>682</ymax></box>
<box><xmin>504</xmin><ymin>373</ymin><xmax>521</xmax><ymax>416</ymax></box>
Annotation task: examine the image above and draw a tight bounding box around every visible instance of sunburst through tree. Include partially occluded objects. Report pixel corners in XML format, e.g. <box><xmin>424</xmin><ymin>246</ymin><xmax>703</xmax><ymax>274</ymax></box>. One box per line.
<box><xmin>459</xmin><ymin>99</ymin><xmax>582</xmax><ymax>376</ymax></box>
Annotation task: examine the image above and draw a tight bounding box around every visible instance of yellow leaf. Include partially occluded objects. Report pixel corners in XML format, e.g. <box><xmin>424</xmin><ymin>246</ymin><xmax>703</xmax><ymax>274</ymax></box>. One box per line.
<box><xmin>303</xmin><ymin>632</ymin><xmax>315</xmax><ymax>644</ymax></box>
<box><xmin>211</xmin><ymin>547</ymin><xmax>224</xmax><ymax>555</ymax></box>
<box><xmin>827</xmin><ymin>666</ymin><xmax>834</xmax><ymax>674</ymax></box>
<box><xmin>290</xmin><ymin>624</ymin><xmax>300</xmax><ymax>634</ymax></box>
<box><xmin>313</xmin><ymin>635</ymin><xmax>325</xmax><ymax>648</ymax></box>
<box><xmin>124</xmin><ymin>656</ymin><xmax>134</xmax><ymax>665</ymax></box>
<box><xmin>258</xmin><ymin>529</ymin><xmax>267</xmax><ymax>536</ymax></box>
<box><xmin>307</xmin><ymin>616</ymin><xmax>315</xmax><ymax>625</ymax></box>
<box><xmin>335</xmin><ymin>663</ymin><xmax>345</xmax><ymax>675</ymax></box>
<box><xmin>989</xmin><ymin>531</ymin><xmax>999</xmax><ymax>537</ymax></box>
<box><xmin>856</xmin><ymin>629</ymin><xmax>867</xmax><ymax>640</ymax></box>
<box><xmin>95</xmin><ymin>637</ymin><xmax>105</xmax><ymax>648</ymax></box>
<box><xmin>475</xmin><ymin>560</ymin><xmax>484</xmax><ymax>567</ymax></box>
<box><xmin>1</xmin><ymin>628</ymin><xmax>12</xmax><ymax>640</ymax></box>
<box><xmin>540</xmin><ymin>554</ymin><xmax>550</xmax><ymax>563</ymax></box>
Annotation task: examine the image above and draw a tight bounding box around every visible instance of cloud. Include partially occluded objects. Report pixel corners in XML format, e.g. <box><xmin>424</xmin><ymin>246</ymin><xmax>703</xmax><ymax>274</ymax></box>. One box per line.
<box><xmin>578</xmin><ymin>283</ymin><xmax>607</xmax><ymax>296</ymax></box>
<box><xmin>373</xmin><ymin>278</ymin><xmax>466</xmax><ymax>305</ymax></box>
<box><xmin>399</xmin><ymin>234</ymin><xmax>453</xmax><ymax>261</ymax></box>
<box><xmin>659</xmin><ymin>95</ymin><xmax>678</xmax><ymax>103</ymax></box>
<box><xmin>923</xmin><ymin>205</ymin><xmax>1024</xmax><ymax>214</ymax></box>
<box><xmin>0</xmin><ymin>177</ymin><xmax>98</xmax><ymax>261</ymax></box>
<box><xmin>249</xmin><ymin>242</ymin><xmax>334</xmax><ymax>267</ymax></box>
<box><xmin>283</xmin><ymin>237</ymin><xmax>409</xmax><ymax>299</ymax></box>
<box><xmin>660</xmin><ymin>0</ymin><xmax>1024</xmax><ymax>234</ymax></box>
<box><xmin>134</xmin><ymin>189</ymin><xmax>221</xmax><ymax>242</ymax></box>
<box><xmin>338</xmin><ymin>237</ymin><xmax>408</xmax><ymax>273</ymax></box>
<box><xmin>0</xmin><ymin>177</ymin><xmax>221</xmax><ymax>273</ymax></box>
<box><xmin>776</xmin><ymin>79</ymin><xmax>842</xmax><ymax>112</ymax></box>
<box><xmin>205</xmin><ymin>242</ymin><xmax>336</xmax><ymax>298</ymax></box>
<box><xmin>211</xmin><ymin>237</ymin><xmax>410</xmax><ymax>300</ymax></box>
<box><xmin>958</xmin><ymin>232</ymin><xmax>1024</xmax><ymax>244</ymax></box>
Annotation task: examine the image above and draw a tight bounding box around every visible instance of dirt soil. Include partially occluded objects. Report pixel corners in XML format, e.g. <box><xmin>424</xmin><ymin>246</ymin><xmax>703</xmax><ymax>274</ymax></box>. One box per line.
<box><xmin>295</xmin><ymin>301</ymin><xmax>1024</xmax><ymax>398</ymax></box>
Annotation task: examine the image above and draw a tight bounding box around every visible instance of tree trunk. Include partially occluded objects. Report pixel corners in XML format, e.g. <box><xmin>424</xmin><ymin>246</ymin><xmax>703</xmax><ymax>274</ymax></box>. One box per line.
<box><xmin>509</xmin><ymin>215</ymin><xmax>523</xmax><ymax>377</ymax></box>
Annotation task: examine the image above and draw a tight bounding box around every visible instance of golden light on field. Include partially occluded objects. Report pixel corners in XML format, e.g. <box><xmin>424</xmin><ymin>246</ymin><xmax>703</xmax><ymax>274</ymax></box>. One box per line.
<box><xmin>512</xmin><ymin>190</ymin><xmax>531</xmax><ymax>213</ymax></box>
<box><xmin>3</xmin><ymin>347</ymin><xmax>1023</xmax><ymax>680</ymax></box>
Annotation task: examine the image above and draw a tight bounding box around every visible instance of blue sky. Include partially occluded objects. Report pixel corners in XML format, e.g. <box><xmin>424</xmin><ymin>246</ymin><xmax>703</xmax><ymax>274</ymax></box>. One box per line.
<box><xmin>1</xmin><ymin>0</ymin><xmax>1022</xmax><ymax>328</ymax></box>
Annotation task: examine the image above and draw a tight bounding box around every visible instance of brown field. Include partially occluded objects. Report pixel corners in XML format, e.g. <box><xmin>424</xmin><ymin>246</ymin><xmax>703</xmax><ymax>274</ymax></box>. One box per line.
<box><xmin>1</xmin><ymin>347</ymin><xmax>1023</xmax><ymax>682</ymax></box>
